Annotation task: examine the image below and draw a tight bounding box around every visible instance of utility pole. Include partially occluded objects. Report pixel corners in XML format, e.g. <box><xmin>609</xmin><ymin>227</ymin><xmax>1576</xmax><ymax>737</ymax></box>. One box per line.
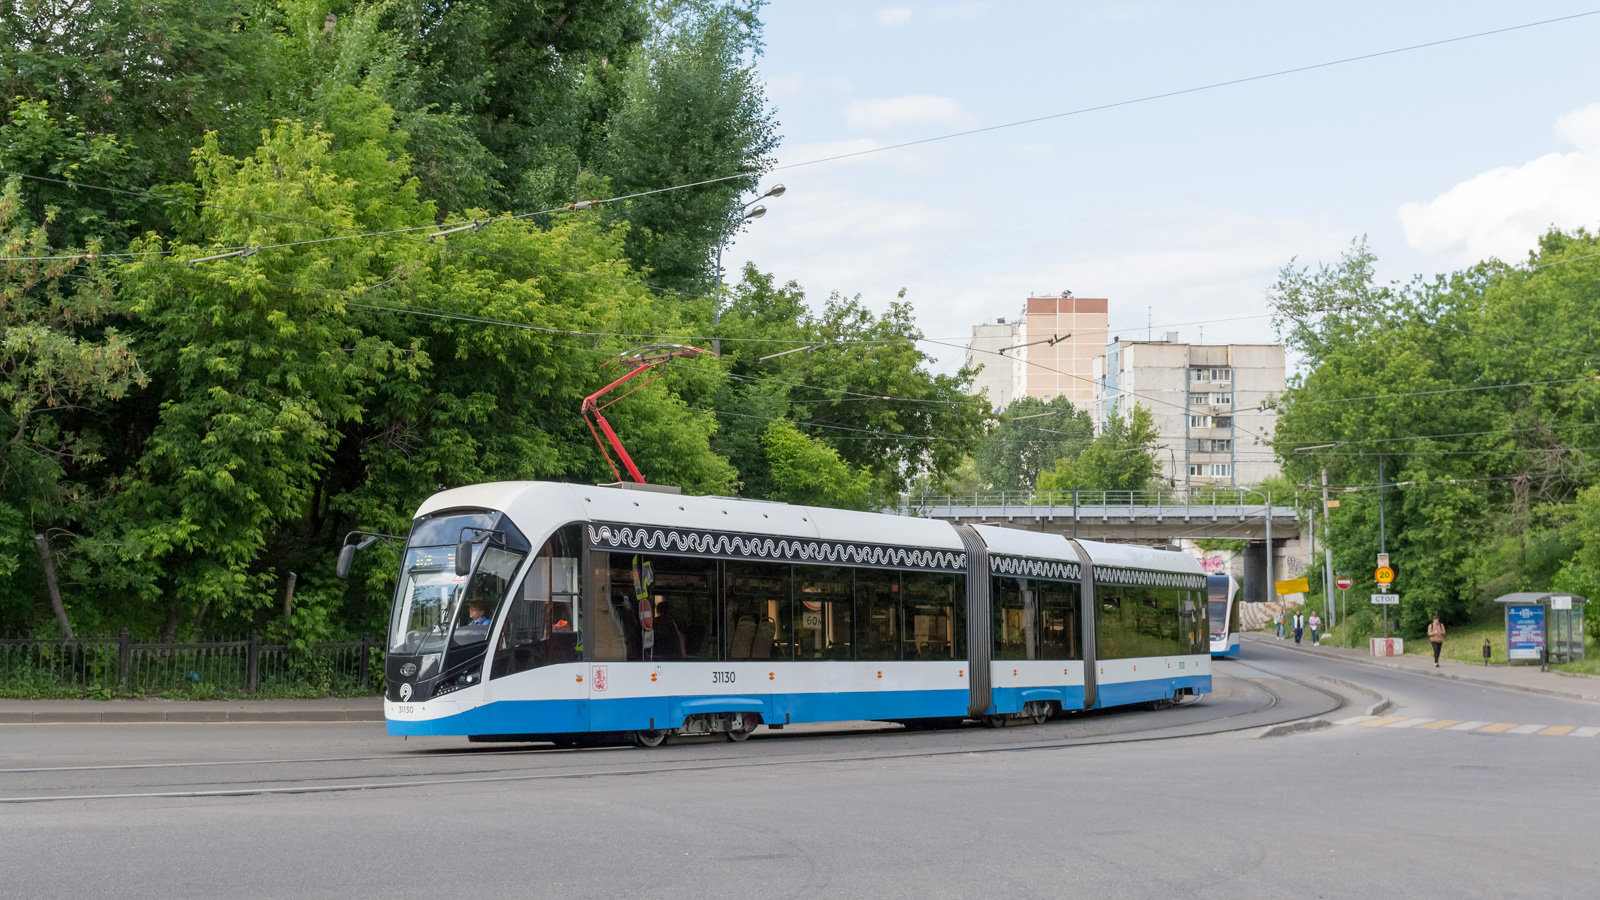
<box><xmin>1322</xmin><ymin>468</ymin><xmax>1334</xmax><ymax>629</ymax></box>
<box><xmin>1377</xmin><ymin>455</ymin><xmax>1387</xmax><ymax>555</ymax></box>
<box><xmin>1265</xmin><ymin>491</ymin><xmax>1273</xmax><ymax>615</ymax></box>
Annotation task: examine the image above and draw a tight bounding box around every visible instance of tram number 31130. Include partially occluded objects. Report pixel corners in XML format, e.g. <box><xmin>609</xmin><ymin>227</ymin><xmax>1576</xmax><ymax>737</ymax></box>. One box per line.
<box><xmin>712</xmin><ymin>671</ymin><xmax>736</xmax><ymax>684</ymax></box>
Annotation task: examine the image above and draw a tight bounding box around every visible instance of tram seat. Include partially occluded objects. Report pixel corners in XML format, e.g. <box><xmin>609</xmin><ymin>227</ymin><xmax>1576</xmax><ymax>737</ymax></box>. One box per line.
<box><xmin>751</xmin><ymin>618</ymin><xmax>776</xmax><ymax>659</ymax></box>
<box><xmin>730</xmin><ymin>616</ymin><xmax>756</xmax><ymax>659</ymax></box>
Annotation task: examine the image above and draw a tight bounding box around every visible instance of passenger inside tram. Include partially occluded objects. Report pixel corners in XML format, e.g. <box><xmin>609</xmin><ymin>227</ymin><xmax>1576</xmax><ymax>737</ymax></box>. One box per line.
<box><xmin>651</xmin><ymin>597</ymin><xmax>688</xmax><ymax>659</ymax></box>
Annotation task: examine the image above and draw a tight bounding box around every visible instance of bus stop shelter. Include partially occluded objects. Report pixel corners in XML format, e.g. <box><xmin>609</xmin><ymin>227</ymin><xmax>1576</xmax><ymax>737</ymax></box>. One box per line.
<box><xmin>1493</xmin><ymin>592</ymin><xmax>1587</xmax><ymax>665</ymax></box>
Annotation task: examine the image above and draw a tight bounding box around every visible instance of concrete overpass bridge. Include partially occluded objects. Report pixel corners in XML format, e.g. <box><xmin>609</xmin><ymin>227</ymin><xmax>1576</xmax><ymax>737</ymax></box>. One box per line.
<box><xmin>893</xmin><ymin>489</ymin><xmax>1301</xmax><ymax>543</ymax></box>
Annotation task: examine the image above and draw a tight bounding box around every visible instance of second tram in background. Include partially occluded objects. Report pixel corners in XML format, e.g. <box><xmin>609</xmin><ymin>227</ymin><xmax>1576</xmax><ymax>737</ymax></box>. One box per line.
<box><xmin>1208</xmin><ymin>573</ymin><xmax>1240</xmax><ymax>658</ymax></box>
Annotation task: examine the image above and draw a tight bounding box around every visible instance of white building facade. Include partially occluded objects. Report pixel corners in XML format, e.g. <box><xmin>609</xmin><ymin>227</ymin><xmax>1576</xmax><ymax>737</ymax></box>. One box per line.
<box><xmin>1093</xmin><ymin>338</ymin><xmax>1284</xmax><ymax>488</ymax></box>
<box><xmin>965</xmin><ymin>294</ymin><xmax>1110</xmax><ymax>412</ymax></box>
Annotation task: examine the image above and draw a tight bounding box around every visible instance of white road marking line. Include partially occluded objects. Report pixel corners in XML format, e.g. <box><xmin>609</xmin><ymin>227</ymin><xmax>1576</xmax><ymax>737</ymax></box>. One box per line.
<box><xmin>1573</xmin><ymin>727</ymin><xmax>1600</xmax><ymax>738</ymax></box>
<box><xmin>1447</xmin><ymin>721</ymin><xmax>1491</xmax><ymax>731</ymax></box>
<box><xmin>1385</xmin><ymin>718</ymin><xmax>1436</xmax><ymax>729</ymax></box>
<box><xmin>1508</xmin><ymin>724</ymin><xmax>1546</xmax><ymax>735</ymax></box>
<box><xmin>1335</xmin><ymin>716</ymin><xmax>1378</xmax><ymax>726</ymax></box>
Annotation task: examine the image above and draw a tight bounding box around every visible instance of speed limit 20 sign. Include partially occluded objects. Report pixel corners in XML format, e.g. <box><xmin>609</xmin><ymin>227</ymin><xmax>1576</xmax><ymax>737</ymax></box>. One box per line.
<box><xmin>1375</xmin><ymin>566</ymin><xmax>1395</xmax><ymax>585</ymax></box>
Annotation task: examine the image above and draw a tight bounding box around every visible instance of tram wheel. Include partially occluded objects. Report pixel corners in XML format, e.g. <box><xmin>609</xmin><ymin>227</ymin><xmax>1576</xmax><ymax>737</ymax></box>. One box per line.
<box><xmin>724</xmin><ymin>712</ymin><xmax>758</xmax><ymax>742</ymax></box>
<box><xmin>983</xmin><ymin>714</ymin><xmax>1008</xmax><ymax>729</ymax></box>
<box><xmin>1030</xmin><ymin>705</ymin><xmax>1051</xmax><ymax>726</ymax></box>
<box><xmin>633</xmin><ymin>729</ymin><xmax>669</xmax><ymax>748</ymax></box>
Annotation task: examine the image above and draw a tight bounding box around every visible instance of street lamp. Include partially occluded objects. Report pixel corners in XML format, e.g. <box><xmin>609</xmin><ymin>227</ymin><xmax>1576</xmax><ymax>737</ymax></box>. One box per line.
<box><xmin>712</xmin><ymin>185</ymin><xmax>785</xmax><ymax>355</ymax></box>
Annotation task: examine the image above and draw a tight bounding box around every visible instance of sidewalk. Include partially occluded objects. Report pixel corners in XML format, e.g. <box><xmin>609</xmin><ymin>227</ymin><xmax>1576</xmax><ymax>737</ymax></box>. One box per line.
<box><xmin>1244</xmin><ymin>632</ymin><xmax>1600</xmax><ymax>704</ymax></box>
<box><xmin>0</xmin><ymin>697</ymin><xmax>384</xmax><ymax>724</ymax></box>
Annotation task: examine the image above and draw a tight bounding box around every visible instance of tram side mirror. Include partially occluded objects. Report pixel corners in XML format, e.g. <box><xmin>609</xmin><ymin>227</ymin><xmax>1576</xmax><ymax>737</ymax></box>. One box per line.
<box><xmin>336</xmin><ymin>544</ymin><xmax>357</xmax><ymax>580</ymax></box>
<box><xmin>455</xmin><ymin>541</ymin><xmax>473</xmax><ymax>576</ymax></box>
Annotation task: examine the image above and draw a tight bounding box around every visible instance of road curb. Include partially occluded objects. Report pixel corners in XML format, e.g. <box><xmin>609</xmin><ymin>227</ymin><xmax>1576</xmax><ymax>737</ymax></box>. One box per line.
<box><xmin>1246</xmin><ymin>636</ymin><xmax>1600</xmax><ymax>704</ymax></box>
<box><xmin>0</xmin><ymin>709</ymin><xmax>384</xmax><ymax>724</ymax></box>
<box><xmin>1259</xmin><ymin>718</ymin><xmax>1332</xmax><ymax>738</ymax></box>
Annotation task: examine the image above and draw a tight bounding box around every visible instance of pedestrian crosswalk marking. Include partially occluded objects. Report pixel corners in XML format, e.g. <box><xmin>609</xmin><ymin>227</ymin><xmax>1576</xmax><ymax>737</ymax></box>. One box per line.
<box><xmin>1331</xmin><ymin>717</ymin><xmax>1596</xmax><ymax>736</ymax></box>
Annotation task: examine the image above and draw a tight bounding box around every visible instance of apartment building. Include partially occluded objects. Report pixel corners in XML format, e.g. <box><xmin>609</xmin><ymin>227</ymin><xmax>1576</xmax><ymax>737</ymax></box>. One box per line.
<box><xmin>1093</xmin><ymin>338</ymin><xmax>1284</xmax><ymax>488</ymax></box>
<box><xmin>964</xmin><ymin>293</ymin><xmax>1110</xmax><ymax>412</ymax></box>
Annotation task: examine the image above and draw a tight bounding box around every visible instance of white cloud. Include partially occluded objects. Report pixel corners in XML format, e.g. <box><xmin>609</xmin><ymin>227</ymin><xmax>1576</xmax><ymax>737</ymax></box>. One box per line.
<box><xmin>1397</xmin><ymin>103</ymin><xmax>1600</xmax><ymax>263</ymax></box>
<box><xmin>765</xmin><ymin>71</ymin><xmax>807</xmax><ymax>98</ymax></box>
<box><xmin>843</xmin><ymin>94</ymin><xmax>976</xmax><ymax>131</ymax></box>
<box><xmin>724</xmin><ymin>191</ymin><xmax>1346</xmax><ymax>378</ymax></box>
<box><xmin>765</xmin><ymin>72</ymin><xmax>854</xmax><ymax>99</ymax></box>
<box><xmin>932</xmin><ymin>2</ymin><xmax>988</xmax><ymax>19</ymax></box>
<box><xmin>876</xmin><ymin>7</ymin><xmax>913</xmax><ymax>26</ymax></box>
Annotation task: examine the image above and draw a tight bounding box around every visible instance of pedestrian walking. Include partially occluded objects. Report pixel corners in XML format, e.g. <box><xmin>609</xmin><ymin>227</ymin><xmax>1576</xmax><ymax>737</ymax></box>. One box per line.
<box><xmin>1274</xmin><ymin>610</ymin><xmax>1284</xmax><ymax>640</ymax></box>
<box><xmin>1309</xmin><ymin>613</ymin><xmax>1322</xmax><ymax>645</ymax></box>
<box><xmin>1427</xmin><ymin>616</ymin><xmax>1446</xmax><ymax>667</ymax></box>
<box><xmin>1292</xmin><ymin>612</ymin><xmax>1304</xmax><ymax>645</ymax></box>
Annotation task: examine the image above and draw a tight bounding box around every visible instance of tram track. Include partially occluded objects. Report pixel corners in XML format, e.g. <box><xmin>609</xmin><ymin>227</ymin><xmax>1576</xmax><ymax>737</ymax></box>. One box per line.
<box><xmin>0</xmin><ymin>668</ymin><xmax>1348</xmax><ymax>804</ymax></box>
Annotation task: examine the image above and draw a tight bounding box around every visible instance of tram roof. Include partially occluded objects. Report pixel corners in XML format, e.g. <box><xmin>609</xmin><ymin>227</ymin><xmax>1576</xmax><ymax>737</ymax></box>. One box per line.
<box><xmin>416</xmin><ymin>482</ymin><xmax>1200</xmax><ymax>576</ymax></box>
<box><xmin>972</xmin><ymin>525</ymin><xmax>1203</xmax><ymax>577</ymax></box>
<box><xmin>416</xmin><ymin>482</ymin><xmax>966</xmax><ymax>551</ymax></box>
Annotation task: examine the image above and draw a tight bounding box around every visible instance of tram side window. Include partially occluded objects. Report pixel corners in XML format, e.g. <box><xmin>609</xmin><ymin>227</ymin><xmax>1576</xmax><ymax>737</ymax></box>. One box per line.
<box><xmin>1038</xmin><ymin>580</ymin><xmax>1080</xmax><ymax>660</ymax></box>
<box><xmin>1184</xmin><ymin>589</ymin><xmax>1206</xmax><ymax>654</ymax></box>
<box><xmin>724</xmin><ymin>561</ymin><xmax>790</xmax><ymax>662</ymax></box>
<box><xmin>903</xmin><ymin>571</ymin><xmax>963</xmax><ymax>660</ymax></box>
<box><xmin>993</xmin><ymin>578</ymin><xmax>1034</xmax><ymax>660</ymax></box>
<box><xmin>855</xmin><ymin>569</ymin><xmax>900</xmax><ymax>660</ymax></box>
<box><xmin>1096</xmin><ymin>583</ymin><xmax>1186</xmax><ymax>659</ymax></box>
<box><xmin>626</xmin><ymin>554</ymin><xmax>716</xmax><ymax>662</ymax></box>
<box><xmin>794</xmin><ymin>565</ymin><xmax>853</xmax><ymax>660</ymax></box>
<box><xmin>491</xmin><ymin>525</ymin><xmax>581</xmax><ymax>679</ymax></box>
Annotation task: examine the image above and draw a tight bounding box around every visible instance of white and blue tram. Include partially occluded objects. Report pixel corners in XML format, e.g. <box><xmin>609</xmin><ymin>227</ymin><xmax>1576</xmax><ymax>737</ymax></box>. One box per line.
<box><xmin>361</xmin><ymin>482</ymin><xmax>1211</xmax><ymax>744</ymax></box>
<box><xmin>1207</xmin><ymin>573</ymin><xmax>1241</xmax><ymax>659</ymax></box>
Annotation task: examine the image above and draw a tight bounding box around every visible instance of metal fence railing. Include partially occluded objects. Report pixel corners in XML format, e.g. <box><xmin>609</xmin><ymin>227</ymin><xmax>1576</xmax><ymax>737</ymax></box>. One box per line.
<box><xmin>0</xmin><ymin>631</ymin><xmax>383</xmax><ymax>696</ymax></box>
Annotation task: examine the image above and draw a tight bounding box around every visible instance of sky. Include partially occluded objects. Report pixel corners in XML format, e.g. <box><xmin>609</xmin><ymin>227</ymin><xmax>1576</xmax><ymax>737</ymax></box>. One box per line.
<box><xmin>720</xmin><ymin>1</ymin><xmax>1600</xmax><ymax>376</ymax></box>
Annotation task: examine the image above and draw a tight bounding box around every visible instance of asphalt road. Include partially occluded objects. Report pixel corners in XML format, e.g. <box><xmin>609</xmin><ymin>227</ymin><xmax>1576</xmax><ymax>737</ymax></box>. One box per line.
<box><xmin>2</xmin><ymin>645</ymin><xmax>1595</xmax><ymax>899</ymax></box>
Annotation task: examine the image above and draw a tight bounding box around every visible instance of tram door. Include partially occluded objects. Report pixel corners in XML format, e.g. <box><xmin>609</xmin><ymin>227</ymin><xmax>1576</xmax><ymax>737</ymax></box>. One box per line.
<box><xmin>487</xmin><ymin>529</ymin><xmax>588</xmax><ymax>729</ymax></box>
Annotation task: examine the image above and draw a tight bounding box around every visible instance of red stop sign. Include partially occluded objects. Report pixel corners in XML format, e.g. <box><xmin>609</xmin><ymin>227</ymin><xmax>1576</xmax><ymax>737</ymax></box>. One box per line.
<box><xmin>1335</xmin><ymin>576</ymin><xmax>1353</xmax><ymax>590</ymax></box>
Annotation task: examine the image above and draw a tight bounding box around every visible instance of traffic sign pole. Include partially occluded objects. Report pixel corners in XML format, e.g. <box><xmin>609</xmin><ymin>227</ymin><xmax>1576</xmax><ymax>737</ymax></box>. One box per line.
<box><xmin>1335</xmin><ymin>574</ymin><xmax>1353</xmax><ymax>646</ymax></box>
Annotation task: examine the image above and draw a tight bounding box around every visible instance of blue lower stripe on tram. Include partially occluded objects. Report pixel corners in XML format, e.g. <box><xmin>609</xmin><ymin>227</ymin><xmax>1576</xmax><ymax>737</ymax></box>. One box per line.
<box><xmin>387</xmin><ymin>675</ymin><xmax>1212</xmax><ymax>736</ymax></box>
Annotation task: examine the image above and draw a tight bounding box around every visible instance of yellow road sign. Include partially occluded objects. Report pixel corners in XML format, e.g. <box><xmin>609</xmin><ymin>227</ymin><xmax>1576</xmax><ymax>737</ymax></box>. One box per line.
<box><xmin>1375</xmin><ymin>566</ymin><xmax>1395</xmax><ymax>584</ymax></box>
<box><xmin>1275</xmin><ymin>577</ymin><xmax>1310</xmax><ymax>596</ymax></box>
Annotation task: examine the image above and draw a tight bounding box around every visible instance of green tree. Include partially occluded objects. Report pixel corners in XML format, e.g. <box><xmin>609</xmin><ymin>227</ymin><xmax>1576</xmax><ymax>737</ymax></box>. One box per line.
<box><xmin>973</xmin><ymin>395</ymin><xmax>1092</xmax><ymax>492</ymax></box>
<box><xmin>1</xmin><ymin>0</ymin><xmax>281</xmax><ymax>191</ymax></box>
<box><xmin>1275</xmin><ymin>229</ymin><xmax>1600</xmax><ymax>635</ymax></box>
<box><xmin>1036</xmin><ymin>405</ymin><xmax>1159</xmax><ymax>493</ymax></box>
<box><xmin>602</xmin><ymin>0</ymin><xmax>779</xmax><ymax>288</ymax></box>
<box><xmin>98</xmin><ymin>91</ymin><xmax>736</xmax><ymax>641</ymax></box>
<box><xmin>0</xmin><ymin>178</ymin><xmax>143</xmax><ymax>636</ymax></box>
<box><xmin>709</xmin><ymin>270</ymin><xmax>987</xmax><ymax>500</ymax></box>
<box><xmin>760</xmin><ymin>419</ymin><xmax>871</xmax><ymax>509</ymax></box>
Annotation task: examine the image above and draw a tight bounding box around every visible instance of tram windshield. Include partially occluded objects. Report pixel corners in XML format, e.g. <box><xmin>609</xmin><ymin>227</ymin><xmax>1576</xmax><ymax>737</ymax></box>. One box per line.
<box><xmin>389</xmin><ymin>544</ymin><xmax>526</xmax><ymax>655</ymax></box>
<box><xmin>1206</xmin><ymin>574</ymin><xmax>1231</xmax><ymax>636</ymax></box>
